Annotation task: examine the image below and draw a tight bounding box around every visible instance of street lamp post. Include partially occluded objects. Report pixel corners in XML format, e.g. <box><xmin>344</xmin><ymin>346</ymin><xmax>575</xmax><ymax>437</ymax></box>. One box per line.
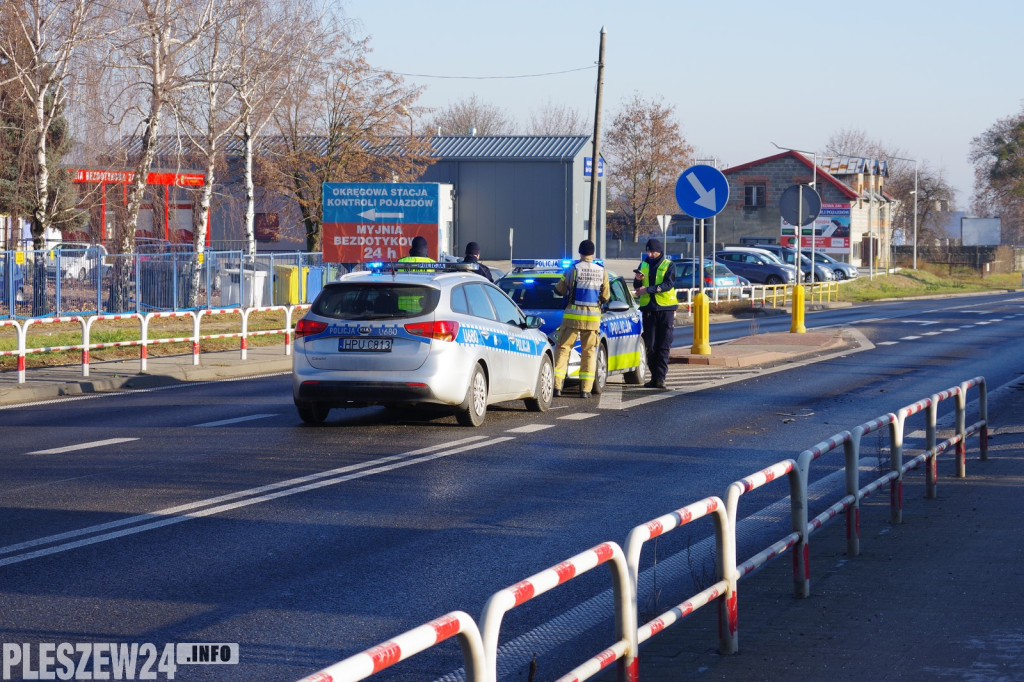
<box><xmin>398</xmin><ymin>105</ymin><xmax>414</xmax><ymax>179</ymax></box>
<box><xmin>889</xmin><ymin>155</ymin><xmax>919</xmax><ymax>269</ymax></box>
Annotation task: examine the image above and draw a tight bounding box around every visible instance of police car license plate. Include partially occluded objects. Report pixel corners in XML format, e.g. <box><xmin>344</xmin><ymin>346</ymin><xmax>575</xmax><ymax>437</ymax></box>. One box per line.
<box><xmin>340</xmin><ymin>337</ymin><xmax>393</xmax><ymax>352</ymax></box>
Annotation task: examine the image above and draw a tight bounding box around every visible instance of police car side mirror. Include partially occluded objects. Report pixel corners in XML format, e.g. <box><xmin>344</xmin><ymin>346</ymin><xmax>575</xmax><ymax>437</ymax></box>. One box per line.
<box><xmin>524</xmin><ymin>315</ymin><xmax>544</xmax><ymax>329</ymax></box>
<box><xmin>605</xmin><ymin>300</ymin><xmax>629</xmax><ymax>313</ymax></box>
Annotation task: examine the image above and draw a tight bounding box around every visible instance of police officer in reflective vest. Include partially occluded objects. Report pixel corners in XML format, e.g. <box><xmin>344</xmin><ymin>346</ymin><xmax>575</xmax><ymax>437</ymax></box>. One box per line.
<box><xmin>633</xmin><ymin>238</ymin><xmax>677</xmax><ymax>389</ymax></box>
<box><xmin>398</xmin><ymin>236</ymin><xmax>433</xmax><ymax>266</ymax></box>
<box><xmin>396</xmin><ymin>236</ymin><xmax>433</xmax><ymax>311</ymax></box>
<box><xmin>553</xmin><ymin>239</ymin><xmax>610</xmax><ymax>399</ymax></box>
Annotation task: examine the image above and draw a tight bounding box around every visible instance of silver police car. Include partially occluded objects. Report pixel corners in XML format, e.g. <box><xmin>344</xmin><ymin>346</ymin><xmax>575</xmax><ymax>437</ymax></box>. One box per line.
<box><xmin>292</xmin><ymin>262</ymin><xmax>554</xmax><ymax>426</ymax></box>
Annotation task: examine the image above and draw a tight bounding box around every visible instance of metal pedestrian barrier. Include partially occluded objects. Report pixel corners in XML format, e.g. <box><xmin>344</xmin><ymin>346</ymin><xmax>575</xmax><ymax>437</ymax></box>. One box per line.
<box><xmin>297</xmin><ymin>377</ymin><xmax>990</xmax><ymax>681</ymax></box>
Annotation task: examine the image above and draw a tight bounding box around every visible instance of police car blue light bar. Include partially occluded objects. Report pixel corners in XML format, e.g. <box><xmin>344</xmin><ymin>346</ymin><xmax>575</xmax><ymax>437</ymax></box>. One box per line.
<box><xmin>511</xmin><ymin>258</ymin><xmax>602</xmax><ymax>270</ymax></box>
<box><xmin>365</xmin><ymin>261</ymin><xmax>480</xmax><ymax>273</ymax></box>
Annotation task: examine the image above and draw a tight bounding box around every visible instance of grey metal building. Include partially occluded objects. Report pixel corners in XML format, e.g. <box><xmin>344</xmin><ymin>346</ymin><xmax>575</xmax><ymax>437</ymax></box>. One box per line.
<box><xmin>418</xmin><ymin>135</ymin><xmax>606</xmax><ymax>260</ymax></box>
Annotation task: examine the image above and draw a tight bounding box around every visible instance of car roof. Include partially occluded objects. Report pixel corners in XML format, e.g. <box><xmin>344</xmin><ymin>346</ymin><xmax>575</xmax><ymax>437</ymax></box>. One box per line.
<box><xmin>718</xmin><ymin>246</ymin><xmax>775</xmax><ymax>255</ymax></box>
<box><xmin>338</xmin><ymin>262</ymin><xmax>491</xmax><ymax>286</ymax></box>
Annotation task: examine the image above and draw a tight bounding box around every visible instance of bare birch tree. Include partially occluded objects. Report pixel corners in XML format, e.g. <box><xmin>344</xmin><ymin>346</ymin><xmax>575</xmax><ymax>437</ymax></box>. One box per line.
<box><xmin>102</xmin><ymin>0</ymin><xmax>214</xmax><ymax>310</ymax></box>
<box><xmin>0</xmin><ymin>0</ymin><xmax>97</xmax><ymax>247</ymax></box>
<box><xmin>228</xmin><ymin>0</ymin><xmax>320</xmax><ymax>256</ymax></box>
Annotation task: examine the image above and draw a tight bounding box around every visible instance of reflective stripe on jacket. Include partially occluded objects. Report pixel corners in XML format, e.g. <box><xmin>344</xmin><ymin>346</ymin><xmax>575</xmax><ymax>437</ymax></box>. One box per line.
<box><xmin>560</xmin><ymin>259</ymin><xmax>608</xmax><ymax>330</ymax></box>
<box><xmin>638</xmin><ymin>259</ymin><xmax>677</xmax><ymax>308</ymax></box>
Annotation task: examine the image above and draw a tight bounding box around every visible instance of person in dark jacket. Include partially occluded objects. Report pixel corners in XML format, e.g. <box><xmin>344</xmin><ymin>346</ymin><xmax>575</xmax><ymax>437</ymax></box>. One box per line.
<box><xmin>633</xmin><ymin>238</ymin><xmax>677</xmax><ymax>389</ymax></box>
<box><xmin>461</xmin><ymin>241</ymin><xmax>493</xmax><ymax>281</ymax></box>
<box><xmin>399</xmin><ymin>236</ymin><xmax>431</xmax><ymax>262</ymax></box>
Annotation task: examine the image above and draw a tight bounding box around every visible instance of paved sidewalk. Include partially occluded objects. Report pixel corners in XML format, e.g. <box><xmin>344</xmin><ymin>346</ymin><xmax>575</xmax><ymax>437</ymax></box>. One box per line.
<box><xmin>0</xmin><ymin>344</ymin><xmax>292</xmax><ymax>406</ymax></box>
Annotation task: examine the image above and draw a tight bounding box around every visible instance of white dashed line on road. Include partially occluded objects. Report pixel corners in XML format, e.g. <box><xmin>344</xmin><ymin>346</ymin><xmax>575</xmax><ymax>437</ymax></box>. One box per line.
<box><xmin>193</xmin><ymin>413</ymin><xmax>277</xmax><ymax>427</ymax></box>
<box><xmin>558</xmin><ymin>412</ymin><xmax>599</xmax><ymax>420</ymax></box>
<box><xmin>28</xmin><ymin>438</ymin><xmax>139</xmax><ymax>455</ymax></box>
<box><xmin>506</xmin><ymin>424</ymin><xmax>556</xmax><ymax>433</ymax></box>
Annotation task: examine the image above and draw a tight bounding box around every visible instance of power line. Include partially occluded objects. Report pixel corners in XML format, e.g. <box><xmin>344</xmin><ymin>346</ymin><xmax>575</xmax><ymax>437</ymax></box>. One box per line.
<box><xmin>373</xmin><ymin>65</ymin><xmax>596</xmax><ymax>80</ymax></box>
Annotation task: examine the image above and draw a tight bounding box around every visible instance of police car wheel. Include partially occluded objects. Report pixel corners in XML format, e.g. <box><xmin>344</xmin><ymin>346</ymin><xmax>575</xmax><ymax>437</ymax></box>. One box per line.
<box><xmin>623</xmin><ymin>343</ymin><xmax>648</xmax><ymax>385</ymax></box>
<box><xmin>592</xmin><ymin>343</ymin><xmax>608</xmax><ymax>395</ymax></box>
<box><xmin>296</xmin><ymin>401</ymin><xmax>330</xmax><ymax>425</ymax></box>
<box><xmin>457</xmin><ymin>365</ymin><xmax>488</xmax><ymax>427</ymax></box>
<box><xmin>525</xmin><ymin>355</ymin><xmax>554</xmax><ymax>412</ymax></box>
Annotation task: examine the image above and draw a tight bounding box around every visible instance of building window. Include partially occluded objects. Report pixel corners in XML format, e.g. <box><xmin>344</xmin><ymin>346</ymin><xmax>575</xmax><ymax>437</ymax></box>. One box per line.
<box><xmin>744</xmin><ymin>184</ymin><xmax>766</xmax><ymax>208</ymax></box>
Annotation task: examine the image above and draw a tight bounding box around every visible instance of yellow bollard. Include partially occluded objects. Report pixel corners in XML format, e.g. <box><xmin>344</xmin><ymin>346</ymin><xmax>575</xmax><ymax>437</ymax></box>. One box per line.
<box><xmin>790</xmin><ymin>284</ymin><xmax>806</xmax><ymax>334</ymax></box>
<box><xmin>691</xmin><ymin>290</ymin><xmax>712</xmax><ymax>354</ymax></box>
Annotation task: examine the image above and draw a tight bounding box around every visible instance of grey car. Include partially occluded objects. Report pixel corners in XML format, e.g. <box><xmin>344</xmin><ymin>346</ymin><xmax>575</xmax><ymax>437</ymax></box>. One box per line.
<box><xmin>292</xmin><ymin>262</ymin><xmax>554</xmax><ymax>427</ymax></box>
<box><xmin>801</xmin><ymin>249</ymin><xmax>859</xmax><ymax>280</ymax></box>
<box><xmin>715</xmin><ymin>247</ymin><xmax>797</xmax><ymax>285</ymax></box>
<box><xmin>756</xmin><ymin>244</ymin><xmax>835</xmax><ymax>283</ymax></box>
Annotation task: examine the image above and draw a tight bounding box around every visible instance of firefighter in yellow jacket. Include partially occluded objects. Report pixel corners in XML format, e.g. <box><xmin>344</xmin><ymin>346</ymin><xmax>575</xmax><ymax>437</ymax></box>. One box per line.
<box><xmin>553</xmin><ymin>239</ymin><xmax>610</xmax><ymax>399</ymax></box>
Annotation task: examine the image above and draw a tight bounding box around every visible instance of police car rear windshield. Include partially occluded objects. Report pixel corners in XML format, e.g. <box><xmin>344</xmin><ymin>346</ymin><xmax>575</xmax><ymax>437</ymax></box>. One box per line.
<box><xmin>496</xmin><ymin>277</ymin><xmax>566</xmax><ymax>310</ymax></box>
<box><xmin>313</xmin><ymin>283</ymin><xmax>441</xmax><ymax>320</ymax></box>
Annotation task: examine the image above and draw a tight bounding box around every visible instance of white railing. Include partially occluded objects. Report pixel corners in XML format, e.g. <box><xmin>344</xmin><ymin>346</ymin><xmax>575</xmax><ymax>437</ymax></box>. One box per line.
<box><xmin>297</xmin><ymin>377</ymin><xmax>990</xmax><ymax>681</ymax></box>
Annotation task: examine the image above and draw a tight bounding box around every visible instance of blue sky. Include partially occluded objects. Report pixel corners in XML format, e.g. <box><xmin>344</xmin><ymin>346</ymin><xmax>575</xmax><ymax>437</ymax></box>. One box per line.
<box><xmin>343</xmin><ymin>0</ymin><xmax>1023</xmax><ymax>207</ymax></box>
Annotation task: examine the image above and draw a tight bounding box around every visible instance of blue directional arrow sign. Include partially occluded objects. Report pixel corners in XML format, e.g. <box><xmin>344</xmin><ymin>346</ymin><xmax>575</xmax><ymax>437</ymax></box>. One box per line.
<box><xmin>675</xmin><ymin>165</ymin><xmax>730</xmax><ymax>219</ymax></box>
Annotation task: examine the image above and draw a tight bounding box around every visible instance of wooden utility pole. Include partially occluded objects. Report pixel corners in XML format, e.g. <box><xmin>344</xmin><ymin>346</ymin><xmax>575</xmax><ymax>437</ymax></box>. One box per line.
<box><xmin>587</xmin><ymin>27</ymin><xmax>606</xmax><ymax>244</ymax></box>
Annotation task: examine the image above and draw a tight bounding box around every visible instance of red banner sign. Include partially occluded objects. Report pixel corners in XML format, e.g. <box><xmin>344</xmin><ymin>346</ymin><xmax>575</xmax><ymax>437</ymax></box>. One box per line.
<box><xmin>322</xmin><ymin>222</ymin><xmax>437</xmax><ymax>263</ymax></box>
<box><xmin>70</xmin><ymin>169</ymin><xmax>205</xmax><ymax>186</ymax></box>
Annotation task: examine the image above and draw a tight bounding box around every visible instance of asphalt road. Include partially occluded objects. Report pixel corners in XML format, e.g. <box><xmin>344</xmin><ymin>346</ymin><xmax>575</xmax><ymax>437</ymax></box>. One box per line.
<box><xmin>1</xmin><ymin>292</ymin><xmax>1021</xmax><ymax>681</ymax></box>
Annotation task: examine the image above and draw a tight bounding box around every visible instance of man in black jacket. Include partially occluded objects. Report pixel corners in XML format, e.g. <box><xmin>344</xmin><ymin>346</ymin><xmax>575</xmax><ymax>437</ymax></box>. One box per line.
<box><xmin>461</xmin><ymin>241</ymin><xmax>494</xmax><ymax>281</ymax></box>
<box><xmin>632</xmin><ymin>238</ymin><xmax>677</xmax><ymax>389</ymax></box>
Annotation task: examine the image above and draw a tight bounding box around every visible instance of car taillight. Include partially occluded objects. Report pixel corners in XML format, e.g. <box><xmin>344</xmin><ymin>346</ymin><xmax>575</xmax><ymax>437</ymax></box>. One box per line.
<box><xmin>295</xmin><ymin>319</ymin><xmax>328</xmax><ymax>337</ymax></box>
<box><xmin>404</xmin><ymin>320</ymin><xmax>459</xmax><ymax>342</ymax></box>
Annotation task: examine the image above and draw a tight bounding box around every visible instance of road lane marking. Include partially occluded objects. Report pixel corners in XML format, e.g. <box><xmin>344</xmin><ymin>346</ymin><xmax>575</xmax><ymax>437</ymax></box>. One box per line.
<box><xmin>28</xmin><ymin>438</ymin><xmax>138</xmax><ymax>455</ymax></box>
<box><xmin>192</xmin><ymin>413</ymin><xmax>277</xmax><ymax>427</ymax></box>
<box><xmin>940</xmin><ymin>328</ymin><xmax>960</xmax><ymax>332</ymax></box>
<box><xmin>877</xmin><ymin>341</ymin><xmax>899</xmax><ymax>346</ymax></box>
<box><xmin>558</xmin><ymin>413</ymin><xmax>598</xmax><ymax>420</ymax></box>
<box><xmin>900</xmin><ymin>335</ymin><xmax>922</xmax><ymax>341</ymax></box>
<box><xmin>0</xmin><ymin>436</ymin><xmax>498</xmax><ymax>565</ymax></box>
<box><xmin>922</xmin><ymin>331</ymin><xmax>941</xmax><ymax>336</ymax></box>
<box><xmin>506</xmin><ymin>424</ymin><xmax>555</xmax><ymax>433</ymax></box>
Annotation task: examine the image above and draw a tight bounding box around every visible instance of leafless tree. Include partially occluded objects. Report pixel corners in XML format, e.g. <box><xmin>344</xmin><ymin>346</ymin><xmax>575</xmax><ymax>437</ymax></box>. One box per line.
<box><xmin>604</xmin><ymin>92</ymin><xmax>694</xmax><ymax>242</ymax></box>
<box><xmin>825</xmin><ymin>128</ymin><xmax>956</xmax><ymax>254</ymax></box>
<box><xmin>101</xmin><ymin>0</ymin><xmax>215</xmax><ymax>310</ymax></box>
<box><xmin>263</xmin><ymin>15</ymin><xmax>429</xmax><ymax>252</ymax></box>
<box><xmin>228</xmin><ymin>0</ymin><xmax>319</xmax><ymax>256</ymax></box>
<box><xmin>171</xmin><ymin>0</ymin><xmax>250</xmax><ymax>304</ymax></box>
<box><xmin>423</xmin><ymin>94</ymin><xmax>516</xmax><ymax>136</ymax></box>
<box><xmin>526</xmin><ymin>99</ymin><xmax>588</xmax><ymax>135</ymax></box>
<box><xmin>822</xmin><ymin>128</ymin><xmax>890</xmax><ymax>160</ymax></box>
<box><xmin>0</xmin><ymin>0</ymin><xmax>99</xmax><ymax>247</ymax></box>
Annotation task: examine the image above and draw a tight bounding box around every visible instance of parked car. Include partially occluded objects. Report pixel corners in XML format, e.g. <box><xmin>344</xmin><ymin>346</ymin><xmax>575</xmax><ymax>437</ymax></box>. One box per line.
<box><xmin>673</xmin><ymin>258</ymin><xmax>743</xmax><ymax>300</ymax></box>
<box><xmin>1</xmin><ymin>259</ymin><xmax>26</xmax><ymax>303</ymax></box>
<box><xmin>292</xmin><ymin>261</ymin><xmax>554</xmax><ymax>427</ymax></box>
<box><xmin>496</xmin><ymin>259</ymin><xmax>647</xmax><ymax>394</ymax></box>
<box><xmin>715</xmin><ymin>247</ymin><xmax>797</xmax><ymax>285</ymax></box>
<box><xmin>44</xmin><ymin>242</ymin><xmax>108</xmax><ymax>281</ymax></box>
<box><xmin>801</xmin><ymin>249</ymin><xmax>859</xmax><ymax>280</ymax></box>
<box><xmin>756</xmin><ymin>244</ymin><xmax>834</xmax><ymax>282</ymax></box>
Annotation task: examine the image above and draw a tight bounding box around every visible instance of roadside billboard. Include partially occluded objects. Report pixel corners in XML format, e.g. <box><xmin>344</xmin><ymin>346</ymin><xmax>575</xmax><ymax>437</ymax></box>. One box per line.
<box><xmin>781</xmin><ymin>202</ymin><xmax>850</xmax><ymax>254</ymax></box>
<box><xmin>322</xmin><ymin>182</ymin><xmax>450</xmax><ymax>263</ymax></box>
